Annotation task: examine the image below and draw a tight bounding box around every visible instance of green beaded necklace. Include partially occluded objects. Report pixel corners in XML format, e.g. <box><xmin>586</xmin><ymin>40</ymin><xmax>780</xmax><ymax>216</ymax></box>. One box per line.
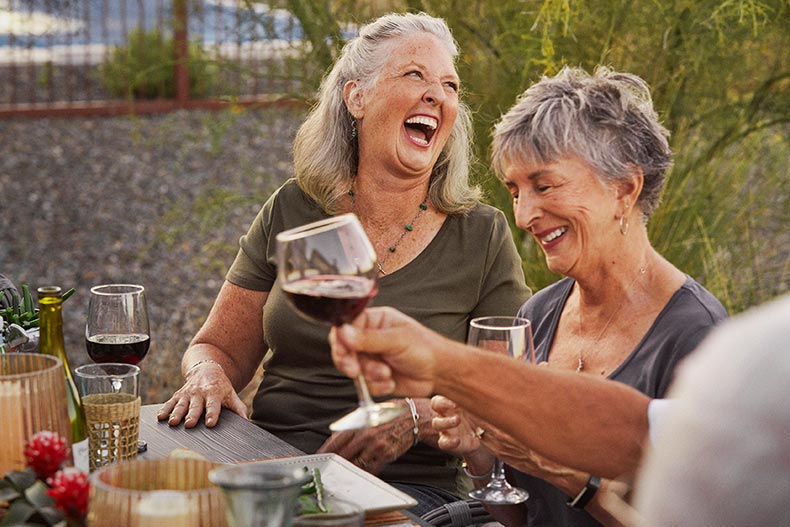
<box><xmin>348</xmin><ymin>188</ymin><xmax>429</xmax><ymax>275</ymax></box>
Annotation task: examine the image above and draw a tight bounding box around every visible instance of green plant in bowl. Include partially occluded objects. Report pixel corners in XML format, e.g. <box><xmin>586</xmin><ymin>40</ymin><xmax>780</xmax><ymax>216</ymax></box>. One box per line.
<box><xmin>0</xmin><ymin>283</ymin><xmax>74</xmax><ymax>353</ymax></box>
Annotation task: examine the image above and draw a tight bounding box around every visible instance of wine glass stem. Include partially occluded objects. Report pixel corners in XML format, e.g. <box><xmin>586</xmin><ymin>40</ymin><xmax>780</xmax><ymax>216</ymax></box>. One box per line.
<box><xmin>491</xmin><ymin>458</ymin><xmax>507</xmax><ymax>484</ymax></box>
<box><xmin>353</xmin><ymin>374</ymin><xmax>376</xmax><ymax>408</ymax></box>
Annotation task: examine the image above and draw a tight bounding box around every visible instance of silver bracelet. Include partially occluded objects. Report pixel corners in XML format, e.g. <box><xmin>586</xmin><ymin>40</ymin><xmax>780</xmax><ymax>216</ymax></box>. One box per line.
<box><xmin>404</xmin><ymin>397</ymin><xmax>420</xmax><ymax>447</ymax></box>
<box><xmin>185</xmin><ymin>359</ymin><xmax>223</xmax><ymax>377</ymax></box>
<box><xmin>461</xmin><ymin>460</ymin><xmax>493</xmax><ymax>480</ymax></box>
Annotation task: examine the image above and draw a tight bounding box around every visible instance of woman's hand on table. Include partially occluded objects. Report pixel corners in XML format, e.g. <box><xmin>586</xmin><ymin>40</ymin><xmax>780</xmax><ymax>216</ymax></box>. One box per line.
<box><xmin>318</xmin><ymin>399</ymin><xmax>424</xmax><ymax>474</ymax></box>
<box><xmin>157</xmin><ymin>361</ymin><xmax>247</xmax><ymax>428</ymax></box>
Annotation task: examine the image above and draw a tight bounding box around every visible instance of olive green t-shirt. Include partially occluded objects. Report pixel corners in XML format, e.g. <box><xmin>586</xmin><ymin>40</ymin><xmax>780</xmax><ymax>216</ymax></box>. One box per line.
<box><xmin>226</xmin><ymin>179</ymin><xmax>530</xmax><ymax>494</ymax></box>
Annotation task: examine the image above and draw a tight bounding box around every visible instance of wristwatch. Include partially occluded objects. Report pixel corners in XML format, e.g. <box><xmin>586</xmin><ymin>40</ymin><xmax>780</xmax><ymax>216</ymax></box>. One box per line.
<box><xmin>567</xmin><ymin>475</ymin><xmax>601</xmax><ymax>510</ymax></box>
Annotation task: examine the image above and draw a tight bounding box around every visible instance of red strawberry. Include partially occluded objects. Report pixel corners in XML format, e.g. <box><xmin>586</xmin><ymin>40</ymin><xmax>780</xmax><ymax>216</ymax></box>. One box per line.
<box><xmin>23</xmin><ymin>431</ymin><xmax>70</xmax><ymax>480</ymax></box>
<box><xmin>47</xmin><ymin>468</ymin><xmax>91</xmax><ymax>521</ymax></box>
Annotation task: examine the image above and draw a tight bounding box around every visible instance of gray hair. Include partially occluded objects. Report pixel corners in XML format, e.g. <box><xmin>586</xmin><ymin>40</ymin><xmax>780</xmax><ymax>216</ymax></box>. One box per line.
<box><xmin>293</xmin><ymin>12</ymin><xmax>480</xmax><ymax>215</ymax></box>
<box><xmin>491</xmin><ymin>66</ymin><xmax>673</xmax><ymax>220</ymax></box>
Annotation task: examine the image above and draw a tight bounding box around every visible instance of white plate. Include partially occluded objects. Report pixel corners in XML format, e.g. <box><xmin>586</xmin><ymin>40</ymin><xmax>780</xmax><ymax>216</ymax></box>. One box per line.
<box><xmin>249</xmin><ymin>453</ymin><xmax>417</xmax><ymax>514</ymax></box>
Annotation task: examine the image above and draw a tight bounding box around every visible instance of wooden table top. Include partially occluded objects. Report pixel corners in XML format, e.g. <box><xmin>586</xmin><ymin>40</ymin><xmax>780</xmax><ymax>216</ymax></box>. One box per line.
<box><xmin>138</xmin><ymin>404</ymin><xmax>302</xmax><ymax>462</ymax></box>
<box><xmin>137</xmin><ymin>404</ymin><xmax>427</xmax><ymax>527</ymax></box>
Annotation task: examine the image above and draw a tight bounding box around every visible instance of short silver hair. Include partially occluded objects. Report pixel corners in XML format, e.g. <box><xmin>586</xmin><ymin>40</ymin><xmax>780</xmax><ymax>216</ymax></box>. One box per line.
<box><xmin>491</xmin><ymin>66</ymin><xmax>672</xmax><ymax>220</ymax></box>
<box><xmin>293</xmin><ymin>12</ymin><xmax>480</xmax><ymax>215</ymax></box>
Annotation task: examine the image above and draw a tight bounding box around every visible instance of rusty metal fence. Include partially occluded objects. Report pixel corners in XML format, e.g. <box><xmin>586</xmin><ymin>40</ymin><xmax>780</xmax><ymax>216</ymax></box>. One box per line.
<box><xmin>0</xmin><ymin>0</ymin><xmax>313</xmax><ymax>117</ymax></box>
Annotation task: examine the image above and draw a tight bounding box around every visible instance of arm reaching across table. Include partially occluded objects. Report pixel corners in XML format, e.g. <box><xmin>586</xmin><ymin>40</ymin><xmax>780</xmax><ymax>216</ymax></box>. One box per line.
<box><xmin>329</xmin><ymin>307</ymin><xmax>651</xmax><ymax>479</ymax></box>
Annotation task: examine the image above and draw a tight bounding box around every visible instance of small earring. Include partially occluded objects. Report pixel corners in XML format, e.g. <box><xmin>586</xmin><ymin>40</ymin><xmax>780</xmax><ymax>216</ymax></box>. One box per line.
<box><xmin>619</xmin><ymin>214</ymin><xmax>629</xmax><ymax>236</ymax></box>
<box><xmin>351</xmin><ymin>119</ymin><xmax>357</xmax><ymax>139</ymax></box>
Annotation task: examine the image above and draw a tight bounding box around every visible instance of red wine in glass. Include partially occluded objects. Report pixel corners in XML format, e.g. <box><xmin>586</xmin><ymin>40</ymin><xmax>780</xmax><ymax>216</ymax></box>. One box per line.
<box><xmin>85</xmin><ymin>333</ymin><xmax>150</xmax><ymax>365</ymax></box>
<box><xmin>283</xmin><ymin>275</ymin><xmax>378</xmax><ymax>326</ymax></box>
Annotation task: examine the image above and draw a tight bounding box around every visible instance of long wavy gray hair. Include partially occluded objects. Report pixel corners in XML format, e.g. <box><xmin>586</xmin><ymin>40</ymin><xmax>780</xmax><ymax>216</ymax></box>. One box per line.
<box><xmin>491</xmin><ymin>66</ymin><xmax>673</xmax><ymax>221</ymax></box>
<box><xmin>293</xmin><ymin>12</ymin><xmax>480</xmax><ymax>215</ymax></box>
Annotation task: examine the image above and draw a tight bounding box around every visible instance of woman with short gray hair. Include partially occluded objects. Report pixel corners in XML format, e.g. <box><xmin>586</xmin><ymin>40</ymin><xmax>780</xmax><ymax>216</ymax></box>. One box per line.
<box><xmin>435</xmin><ymin>66</ymin><xmax>727</xmax><ymax>526</ymax></box>
<box><xmin>158</xmin><ymin>12</ymin><xmax>529</xmax><ymax>513</ymax></box>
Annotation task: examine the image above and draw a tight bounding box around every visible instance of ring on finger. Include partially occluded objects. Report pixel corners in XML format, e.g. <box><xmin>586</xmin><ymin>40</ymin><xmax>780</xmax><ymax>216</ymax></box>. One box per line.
<box><xmin>355</xmin><ymin>456</ymin><xmax>369</xmax><ymax>469</ymax></box>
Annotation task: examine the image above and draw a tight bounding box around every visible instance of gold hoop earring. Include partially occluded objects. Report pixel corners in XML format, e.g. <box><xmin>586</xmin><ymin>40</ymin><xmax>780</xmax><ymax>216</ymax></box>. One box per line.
<box><xmin>619</xmin><ymin>215</ymin><xmax>629</xmax><ymax>236</ymax></box>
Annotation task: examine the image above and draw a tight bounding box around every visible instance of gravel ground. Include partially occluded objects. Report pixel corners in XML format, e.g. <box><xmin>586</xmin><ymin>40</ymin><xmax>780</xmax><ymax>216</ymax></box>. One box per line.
<box><xmin>0</xmin><ymin>107</ymin><xmax>303</xmax><ymax>404</ymax></box>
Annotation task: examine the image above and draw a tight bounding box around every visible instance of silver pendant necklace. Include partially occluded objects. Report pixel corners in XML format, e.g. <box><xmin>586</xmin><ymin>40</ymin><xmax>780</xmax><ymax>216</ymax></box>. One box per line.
<box><xmin>577</xmin><ymin>265</ymin><xmax>648</xmax><ymax>373</ymax></box>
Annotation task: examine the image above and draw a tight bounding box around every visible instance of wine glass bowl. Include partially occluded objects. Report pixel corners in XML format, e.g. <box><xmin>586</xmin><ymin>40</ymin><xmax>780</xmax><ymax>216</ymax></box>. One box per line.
<box><xmin>466</xmin><ymin>315</ymin><xmax>534</xmax><ymax>505</ymax></box>
<box><xmin>85</xmin><ymin>284</ymin><xmax>150</xmax><ymax>365</ymax></box>
<box><xmin>276</xmin><ymin>214</ymin><xmax>406</xmax><ymax>431</ymax></box>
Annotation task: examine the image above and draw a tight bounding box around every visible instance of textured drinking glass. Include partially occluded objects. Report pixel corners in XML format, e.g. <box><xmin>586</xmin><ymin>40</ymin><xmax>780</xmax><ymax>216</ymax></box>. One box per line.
<box><xmin>74</xmin><ymin>363</ymin><xmax>141</xmax><ymax>471</ymax></box>
<box><xmin>209</xmin><ymin>463</ymin><xmax>311</xmax><ymax>527</ymax></box>
<box><xmin>276</xmin><ymin>213</ymin><xmax>406</xmax><ymax>431</ymax></box>
<box><xmin>88</xmin><ymin>458</ymin><xmax>226</xmax><ymax>527</ymax></box>
<box><xmin>466</xmin><ymin>316</ymin><xmax>534</xmax><ymax>505</ymax></box>
<box><xmin>0</xmin><ymin>353</ymin><xmax>70</xmax><ymax>474</ymax></box>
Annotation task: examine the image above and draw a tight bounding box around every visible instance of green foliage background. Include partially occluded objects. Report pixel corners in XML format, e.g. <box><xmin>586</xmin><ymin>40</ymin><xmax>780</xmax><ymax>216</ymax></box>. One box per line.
<box><xmin>100</xmin><ymin>28</ymin><xmax>218</xmax><ymax>99</ymax></box>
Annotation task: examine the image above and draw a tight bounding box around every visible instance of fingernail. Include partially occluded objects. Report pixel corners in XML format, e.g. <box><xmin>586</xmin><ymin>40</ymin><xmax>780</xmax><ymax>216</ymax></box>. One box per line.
<box><xmin>206</xmin><ymin>416</ymin><xmax>214</xmax><ymax>426</ymax></box>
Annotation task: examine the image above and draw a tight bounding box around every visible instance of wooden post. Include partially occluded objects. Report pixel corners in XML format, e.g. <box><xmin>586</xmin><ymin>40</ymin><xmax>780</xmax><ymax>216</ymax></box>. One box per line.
<box><xmin>173</xmin><ymin>0</ymin><xmax>189</xmax><ymax>107</ymax></box>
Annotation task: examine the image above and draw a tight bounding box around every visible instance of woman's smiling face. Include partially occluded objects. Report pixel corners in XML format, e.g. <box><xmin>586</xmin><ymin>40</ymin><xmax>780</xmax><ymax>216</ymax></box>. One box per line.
<box><xmin>350</xmin><ymin>32</ymin><xmax>460</xmax><ymax>178</ymax></box>
<box><xmin>503</xmin><ymin>155</ymin><xmax>622</xmax><ymax>278</ymax></box>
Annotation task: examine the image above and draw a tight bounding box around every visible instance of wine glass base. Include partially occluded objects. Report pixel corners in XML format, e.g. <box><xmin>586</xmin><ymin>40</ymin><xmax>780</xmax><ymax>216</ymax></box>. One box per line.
<box><xmin>468</xmin><ymin>485</ymin><xmax>529</xmax><ymax>505</ymax></box>
<box><xmin>329</xmin><ymin>402</ymin><xmax>407</xmax><ymax>431</ymax></box>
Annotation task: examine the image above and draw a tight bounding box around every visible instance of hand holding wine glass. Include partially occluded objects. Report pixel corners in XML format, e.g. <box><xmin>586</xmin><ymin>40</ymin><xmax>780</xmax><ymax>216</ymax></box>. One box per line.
<box><xmin>276</xmin><ymin>213</ymin><xmax>407</xmax><ymax>431</ymax></box>
<box><xmin>466</xmin><ymin>315</ymin><xmax>534</xmax><ymax>505</ymax></box>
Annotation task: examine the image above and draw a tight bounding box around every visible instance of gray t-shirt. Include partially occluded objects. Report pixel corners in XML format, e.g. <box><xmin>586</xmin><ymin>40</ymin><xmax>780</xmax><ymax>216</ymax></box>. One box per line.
<box><xmin>226</xmin><ymin>179</ymin><xmax>530</xmax><ymax>494</ymax></box>
<box><xmin>512</xmin><ymin>276</ymin><xmax>728</xmax><ymax>527</ymax></box>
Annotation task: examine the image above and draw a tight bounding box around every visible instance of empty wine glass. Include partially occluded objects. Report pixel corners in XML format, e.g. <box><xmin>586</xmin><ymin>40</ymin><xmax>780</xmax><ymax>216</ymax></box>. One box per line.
<box><xmin>467</xmin><ymin>316</ymin><xmax>534</xmax><ymax>505</ymax></box>
<box><xmin>276</xmin><ymin>213</ymin><xmax>407</xmax><ymax>431</ymax></box>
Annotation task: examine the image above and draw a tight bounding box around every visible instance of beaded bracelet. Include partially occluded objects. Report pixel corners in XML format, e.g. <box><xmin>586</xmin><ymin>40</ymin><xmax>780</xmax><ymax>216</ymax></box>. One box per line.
<box><xmin>185</xmin><ymin>359</ymin><xmax>223</xmax><ymax>377</ymax></box>
<box><xmin>404</xmin><ymin>397</ymin><xmax>420</xmax><ymax>447</ymax></box>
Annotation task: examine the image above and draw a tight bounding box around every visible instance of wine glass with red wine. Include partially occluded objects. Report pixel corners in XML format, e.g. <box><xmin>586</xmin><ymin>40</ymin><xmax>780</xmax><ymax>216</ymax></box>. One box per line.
<box><xmin>276</xmin><ymin>213</ymin><xmax>407</xmax><ymax>431</ymax></box>
<box><xmin>85</xmin><ymin>284</ymin><xmax>150</xmax><ymax>365</ymax></box>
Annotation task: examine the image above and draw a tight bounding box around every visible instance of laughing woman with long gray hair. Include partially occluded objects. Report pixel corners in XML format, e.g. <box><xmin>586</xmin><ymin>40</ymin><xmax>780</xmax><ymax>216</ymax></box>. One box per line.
<box><xmin>158</xmin><ymin>12</ymin><xmax>529</xmax><ymax>513</ymax></box>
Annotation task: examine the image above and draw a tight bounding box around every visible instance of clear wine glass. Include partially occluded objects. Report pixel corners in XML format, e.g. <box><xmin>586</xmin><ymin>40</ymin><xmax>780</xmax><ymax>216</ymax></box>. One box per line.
<box><xmin>86</xmin><ymin>284</ymin><xmax>150</xmax><ymax>366</ymax></box>
<box><xmin>276</xmin><ymin>213</ymin><xmax>407</xmax><ymax>431</ymax></box>
<box><xmin>85</xmin><ymin>283</ymin><xmax>150</xmax><ymax>452</ymax></box>
<box><xmin>467</xmin><ymin>315</ymin><xmax>535</xmax><ymax>505</ymax></box>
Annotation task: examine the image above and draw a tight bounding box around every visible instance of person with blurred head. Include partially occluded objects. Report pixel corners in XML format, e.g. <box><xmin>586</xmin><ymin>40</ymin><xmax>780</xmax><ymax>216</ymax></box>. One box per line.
<box><xmin>157</xmin><ymin>12</ymin><xmax>529</xmax><ymax>512</ymax></box>
<box><xmin>634</xmin><ymin>294</ymin><xmax>790</xmax><ymax>527</ymax></box>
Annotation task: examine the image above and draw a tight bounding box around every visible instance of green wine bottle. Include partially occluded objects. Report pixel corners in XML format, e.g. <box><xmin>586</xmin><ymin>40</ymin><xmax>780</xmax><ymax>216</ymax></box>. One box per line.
<box><xmin>37</xmin><ymin>286</ymin><xmax>89</xmax><ymax>472</ymax></box>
